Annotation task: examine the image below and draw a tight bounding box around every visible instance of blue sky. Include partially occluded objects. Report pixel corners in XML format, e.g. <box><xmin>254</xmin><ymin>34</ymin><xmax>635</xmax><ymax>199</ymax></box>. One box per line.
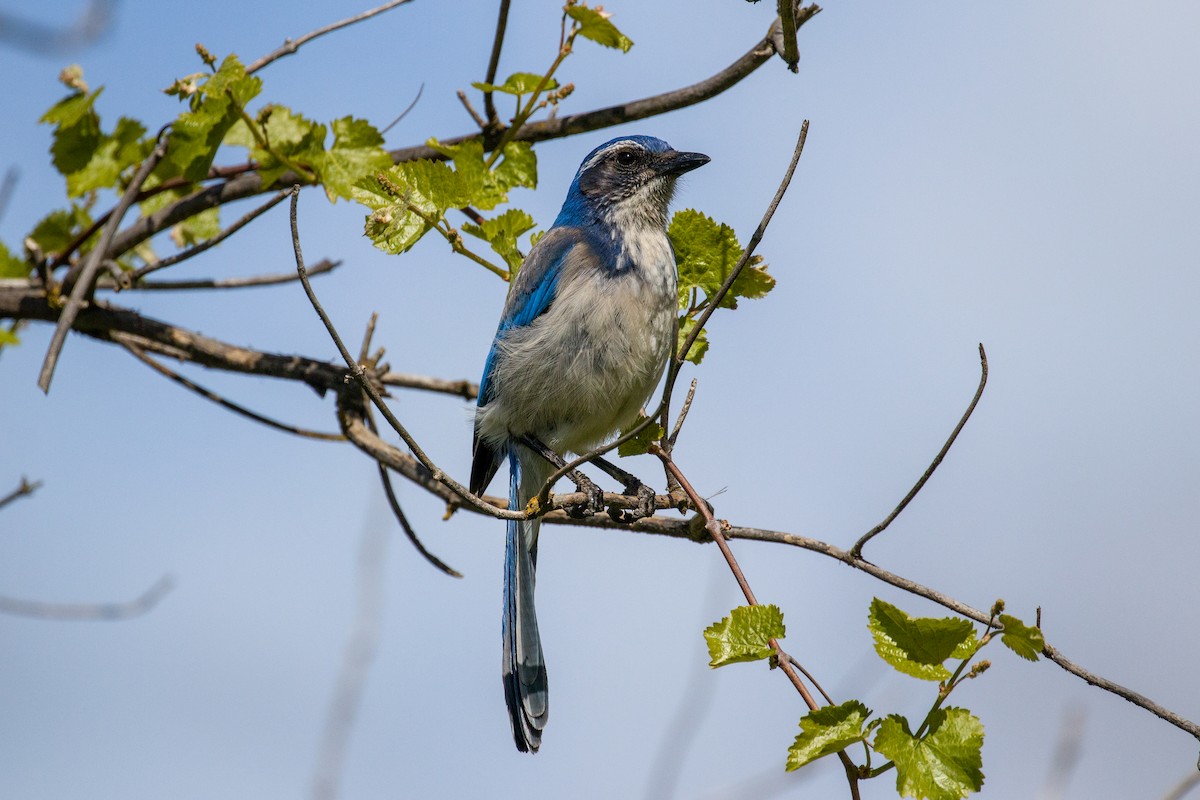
<box><xmin>2</xmin><ymin>1</ymin><xmax>1198</xmax><ymax>798</ymax></box>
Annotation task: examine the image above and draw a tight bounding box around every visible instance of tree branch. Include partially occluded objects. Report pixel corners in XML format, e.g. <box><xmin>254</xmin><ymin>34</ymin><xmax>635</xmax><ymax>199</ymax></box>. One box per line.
<box><xmin>0</xmin><ymin>476</ymin><xmax>42</xmax><ymax>511</ymax></box>
<box><xmin>0</xmin><ymin>575</ymin><xmax>174</xmax><ymax>621</ymax></box>
<box><xmin>246</xmin><ymin>0</ymin><xmax>415</xmax><ymax>75</ymax></box>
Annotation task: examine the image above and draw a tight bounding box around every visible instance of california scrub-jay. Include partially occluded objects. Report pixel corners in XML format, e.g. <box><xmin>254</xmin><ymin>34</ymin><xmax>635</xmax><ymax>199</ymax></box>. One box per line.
<box><xmin>470</xmin><ymin>135</ymin><xmax>709</xmax><ymax>752</ymax></box>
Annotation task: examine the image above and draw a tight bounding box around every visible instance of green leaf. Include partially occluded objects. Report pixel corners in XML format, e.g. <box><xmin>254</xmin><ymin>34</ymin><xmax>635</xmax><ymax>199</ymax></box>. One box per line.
<box><xmin>703</xmin><ymin>604</ymin><xmax>785</xmax><ymax>667</ymax></box>
<box><xmin>495</xmin><ymin>141</ymin><xmax>538</xmax><ymax>190</ymax></box>
<box><xmin>0</xmin><ymin>240</ymin><xmax>29</xmax><ymax>278</ymax></box>
<box><xmin>677</xmin><ymin>316</ymin><xmax>709</xmax><ymax>364</ymax></box>
<box><xmin>873</xmin><ymin>709</ymin><xmax>985</xmax><ymax>800</ymax></box>
<box><xmin>462</xmin><ymin>208</ymin><xmax>536</xmax><ymax>270</ymax></box>
<box><xmin>314</xmin><ymin>116</ymin><xmax>392</xmax><ymax>202</ymax></box>
<box><xmin>170</xmin><ymin>207</ymin><xmax>220</xmax><ymax>247</ymax></box>
<box><xmin>471</xmin><ymin>72</ymin><xmax>558</xmax><ymax>96</ymax></box>
<box><xmin>28</xmin><ymin>204</ymin><xmax>94</xmax><ymax>257</ymax></box>
<box><xmin>566</xmin><ymin>5</ymin><xmax>634</xmax><ymax>52</ymax></box>
<box><xmin>162</xmin><ymin>54</ymin><xmax>262</xmax><ymax>182</ymax></box>
<box><xmin>0</xmin><ymin>328</ymin><xmax>19</xmax><ymax>347</ymax></box>
<box><xmin>868</xmin><ymin>598</ymin><xmax>978</xmax><ymax>681</ymax></box>
<box><xmin>998</xmin><ymin>614</ymin><xmax>1044</xmax><ymax>661</ymax></box>
<box><xmin>40</xmin><ymin>87</ymin><xmax>104</xmax><ymax>176</ymax></box>
<box><xmin>354</xmin><ymin>159</ymin><xmax>473</xmax><ymax>255</ymax></box>
<box><xmin>670</xmin><ymin>209</ymin><xmax>773</xmax><ymax>310</ymax></box>
<box><xmin>66</xmin><ymin>116</ymin><xmax>150</xmax><ymax>198</ymax></box>
<box><xmin>616</xmin><ymin>420</ymin><xmax>664</xmax><ymax>457</ymax></box>
<box><xmin>787</xmin><ymin>701</ymin><xmax>873</xmax><ymax>771</ymax></box>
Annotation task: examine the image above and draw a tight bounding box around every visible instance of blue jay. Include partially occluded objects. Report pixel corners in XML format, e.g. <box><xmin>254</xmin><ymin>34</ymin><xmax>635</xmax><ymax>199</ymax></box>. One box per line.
<box><xmin>470</xmin><ymin>135</ymin><xmax>709</xmax><ymax>752</ymax></box>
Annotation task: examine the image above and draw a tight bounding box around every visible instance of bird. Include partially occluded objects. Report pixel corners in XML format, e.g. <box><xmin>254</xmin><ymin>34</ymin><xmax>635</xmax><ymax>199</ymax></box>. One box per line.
<box><xmin>470</xmin><ymin>135</ymin><xmax>709</xmax><ymax>753</ymax></box>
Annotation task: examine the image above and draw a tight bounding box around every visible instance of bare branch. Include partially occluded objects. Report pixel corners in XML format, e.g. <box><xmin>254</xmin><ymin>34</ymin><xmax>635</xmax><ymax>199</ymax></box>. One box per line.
<box><xmin>1162</xmin><ymin>770</ymin><xmax>1200</xmax><ymax>800</ymax></box>
<box><xmin>37</xmin><ymin>129</ymin><xmax>169</xmax><ymax>393</ymax></box>
<box><xmin>121</xmin><ymin>342</ymin><xmax>344</xmax><ymax>441</ymax></box>
<box><xmin>850</xmin><ymin>343</ymin><xmax>989</xmax><ymax>558</ymax></box>
<box><xmin>105</xmin><ymin>258</ymin><xmax>341</xmax><ymax>292</ymax></box>
<box><xmin>776</xmin><ymin>0</ymin><xmax>800</xmax><ymax>72</ymax></box>
<box><xmin>0</xmin><ymin>575</ymin><xmax>174</xmax><ymax>621</ymax></box>
<box><xmin>456</xmin><ymin>90</ymin><xmax>488</xmax><ymax>129</ymax></box>
<box><xmin>379</xmin><ymin>83</ymin><xmax>424</xmax><ymax>136</ymax></box>
<box><xmin>482</xmin><ymin>0</ymin><xmax>513</xmax><ymax>126</ymax></box>
<box><xmin>246</xmin><ymin>0</ymin><xmax>415</xmax><ymax>75</ymax></box>
<box><xmin>123</xmin><ymin>190</ymin><xmax>291</xmax><ymax>285</ymax></box>
<box><xmin>290</xmin><ymin>187</ymin><xmax>519</xmax><ymax>519</ymax></box>
<box><xmin>0</xmin><ymin>476</ymin><xmax>42</xmax><ymax>511</ymax></box>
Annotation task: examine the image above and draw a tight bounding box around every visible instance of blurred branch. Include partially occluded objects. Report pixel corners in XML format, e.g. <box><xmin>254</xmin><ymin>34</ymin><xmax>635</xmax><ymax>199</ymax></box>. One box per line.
<box><xmin>0</xmin><ymin>574</ymin><xmax>174</xmax><ymax>620</ymax></box>
<box><xmin>0</xmin><ymin>0</ymin><xmax>115</xmax><ymax>54</ymax></box>
<box><xmin>0</xmin><ymin>476</ymin><xmax>43</xmax><ymax>511</ymax></box>
<box><xmin>1163</xmin><ymin>770</ymin><xmax>1200</xmax><ymax>800</ymax></box>
<box><xmin>1036</xmin><ymin>706</ymin><xmax>1086</xmax><ymax>800</ymax></box>
<box><xmin>310</xmin><ymin>510</ymin><xmax>389</xmax><ymax>800</ymax></box>
<box><xmin>0</xmin><ymin>166</ymin><xmax>17</xmax><ymax>226</ymax></box>
<box><xmin>247</xmin><ymin>0</ymin><xmax>415</xmax><ymax>75</ymax></box>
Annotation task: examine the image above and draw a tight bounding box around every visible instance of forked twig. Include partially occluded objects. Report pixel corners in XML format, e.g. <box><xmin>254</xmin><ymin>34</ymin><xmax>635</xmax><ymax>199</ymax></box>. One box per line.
<box><xmin>246</xmin><ymin>0</ymin><xmax>415</xmax><ymax>75</ymax></box>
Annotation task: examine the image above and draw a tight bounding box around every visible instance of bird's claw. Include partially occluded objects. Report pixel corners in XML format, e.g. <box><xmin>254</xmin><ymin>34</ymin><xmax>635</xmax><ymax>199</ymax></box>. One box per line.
<box><xmin>608</xmin><ymin>482</ymin><xmax>658</xmax><ymax>524</ymax></box>
<box><xmin>564</xmin><ymin>476</ymin><xmax>605</xmax><ymax>518</ymax></box>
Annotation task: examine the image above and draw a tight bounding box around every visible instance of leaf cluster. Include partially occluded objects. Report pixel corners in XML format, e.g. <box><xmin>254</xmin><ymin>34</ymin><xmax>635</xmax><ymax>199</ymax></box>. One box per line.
<box><xmin>703</xmin><ymin>598</ymin><xmax>1044</xmax><ymax>800</ymax></box>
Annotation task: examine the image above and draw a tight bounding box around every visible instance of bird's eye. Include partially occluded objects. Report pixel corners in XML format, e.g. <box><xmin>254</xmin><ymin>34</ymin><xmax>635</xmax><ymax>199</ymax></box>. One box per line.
<box><xmin>615</xmin><ymin>150</ymin><xmax>637</xmax><ymax>167</ymax></box>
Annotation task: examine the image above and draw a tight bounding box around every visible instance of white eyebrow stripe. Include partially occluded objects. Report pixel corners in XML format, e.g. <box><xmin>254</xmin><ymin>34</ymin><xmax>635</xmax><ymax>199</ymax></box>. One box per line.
<box><xmin>579</xmin><ymin>141</ymin><xmax>646</xmax><ymax>173</ymax></box>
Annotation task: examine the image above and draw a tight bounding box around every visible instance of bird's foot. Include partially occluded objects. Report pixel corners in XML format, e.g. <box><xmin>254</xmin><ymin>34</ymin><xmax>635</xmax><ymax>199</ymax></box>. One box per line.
<box><xmin>608</xmin><ymin>481</ymin><xmax>658</xmax><ymax>524</ymax></box>
<box><xmin>564</xmin><ymin>473</ymin><xmax>605</xmax><ymax>518</ymax></box>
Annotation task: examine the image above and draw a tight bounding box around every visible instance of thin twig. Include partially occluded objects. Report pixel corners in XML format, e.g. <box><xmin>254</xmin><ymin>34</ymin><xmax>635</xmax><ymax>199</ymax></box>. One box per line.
<box><xmin>482</xmin><ymin>0</ymin><xmax>512</xmax><ymax>126</ymax></box>
<box><xmin>456</xmin><ymin>90</ymin><xmax>488</xmax><ymax>129</ymax></box>
<box><xmin>289</xmin><ymin>187</ymin><xmax>521</xmax><ymax>520</ymax></box>
<box><xmin>106</xmin><ymin>258</ymin><xmax>340</xmax><ymax>292</ymax></box>
<box><xmin>358</xmin><ymin>314</ymin><xmax>461</xmax><ymax>577</ymax></box>
<box><xmin>660</xmin><ymin>123</ymin><xmax>808</xmax><ymax>443</ymax></box>
<box><xmin>0</xmin><ymin>0</ymin><xmax>115</xmax><ymax>53</ymax></box>
<box><xmin>121</xmin><ymin>342</ymin><xmax>344</xmax><ymax>441</ymax></box>
<box><xmin>652</xmin><ymin>448</ymin><xmax>862</xmax><ymax>800</ymax></box>
<box><xmin>37</xmin><ymin>129</ymin><xmax>169</xmax><ymax>393</ymax></box>
<box><xmin>0</xmin><ymin>476</ymin><xmax>42</xmax><ymax>511</ymax></box>
<box><xmin>668</xmin><ymin>379</ymin><xmax>698</xmax><ymax>446</ymax></box>
<box><xmin>379</xmin><ymin>83</ymin><xmax>424</xmax><ymax>136</ymax></box>
<box><xmin>777</xmin><ymin>0</ymin><xmax>800</xmax><ymax>72</ymax></box>
<box><xmin>125</xmin><ymin>190</ymin><xmax>290</xmax><ymax>284</ymax></box>
<box><xmin>850</xmin><ymin>343</ymin><xmax>989</xmax><ymax>558</ymax></box>
<box><xmin>0</xmin><ymin>574</ymin><xmax>174</xmax><ymax>620</ymax></box>
<box><xmin>246</xmin><ymin>0</ymin><xmax>415</xmax><ymax>75</ymax></box>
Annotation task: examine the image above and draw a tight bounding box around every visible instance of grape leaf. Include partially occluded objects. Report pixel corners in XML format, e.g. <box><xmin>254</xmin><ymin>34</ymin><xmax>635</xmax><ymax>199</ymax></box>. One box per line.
<box><xmin>787</xmin><ymin>701</ymin><xmax>873</xmax><ymax>771</ymax></box>
<box><xmin>470</xmin><ymin>72</ymin><xmax>558</xmax><ymax>96</ymax></box>
<box><xmin>677</xmin><ymin>316</ymin><xmax>709</xmax><ymax>365</ymax></box>
<box><xmin>566</xmin><ymin>5</ymin><xmax>634</xmax><ymax>52</ymax></box>
<box><xmin>670</xmin><ymin>209</ymin><xmax>774</xmax><ymax>310</ymax></box>
<box><xmin>170</xmin><ymin>207</ymin><xmax>220</xmax><ymax>248</ymax></box>
<box><xmin>40</xmin><ymin>86</ymin><xmax>104</xmax><ymax>176</ymax></box>
<box><xmin>703</xmin><ymin>604</ymin><xmax>785</xmax><ymax>667</ymax></box>
<box><xmin>998</xmin><ymin>614</ymin><xmax>1044</xmax><ymax>661</ymax></box>
<box><xmin>462</xmin><ymin>208</ymin><xmax>536</xmax><ymax>270</ymax></box>
<box><xmin>65</xmin><ymin>116</ymin><xmax>150</xmax><ymax>198</ymax></box>
<box><xmin>0</xmin><ymin>240</ymin><xmax>29</xmax><ymax>278</ymax></box>
<box><xmin>314</xmin><ymin>116</ymin><xmax>392</xmax><ymax>202</ymax></box>
<box><xmin>616</xmin><ymin>420</ymin><xmax>664</xmax><ymax>457</ymax></box>
<box><xmin>27</xmin><ymin>204</ymin><xmax>94</xmax><ymax>257</ymax></box>
<box><xmin>868</xmin><ymin>598</ymin><xmax>978</xmax><ymax>681</ymax></box>
<box><xmin>873</xmin><ymin>709</ymin><xmax>985</xmax><ymax>800</ymax></box>
<box><xmin>163</xmin><ymin>54</ymin><xmax>263</xmax><ymax>182</ymax></box>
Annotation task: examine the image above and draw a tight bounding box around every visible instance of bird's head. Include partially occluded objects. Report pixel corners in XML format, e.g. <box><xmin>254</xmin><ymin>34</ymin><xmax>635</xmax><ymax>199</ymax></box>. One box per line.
<box><xmin>556</xmin><ymin>135</ymin><xmax>709</xmax><ymax>229</ymax></box>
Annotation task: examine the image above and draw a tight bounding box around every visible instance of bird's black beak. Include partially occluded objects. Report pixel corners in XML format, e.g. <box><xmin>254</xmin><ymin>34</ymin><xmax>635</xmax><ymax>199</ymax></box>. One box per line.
<box><xmin>656</xmin><ymin>150</ymin><xmax>710</xmax><ymax>177</ymax></box>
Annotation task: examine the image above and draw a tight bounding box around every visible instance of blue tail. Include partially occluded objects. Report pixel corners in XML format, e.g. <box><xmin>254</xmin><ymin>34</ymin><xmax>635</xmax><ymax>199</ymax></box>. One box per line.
<box><xmin>502</xmin><ymin>448</ymin><xmax>549</xmax><ymax>752</ymax></box>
